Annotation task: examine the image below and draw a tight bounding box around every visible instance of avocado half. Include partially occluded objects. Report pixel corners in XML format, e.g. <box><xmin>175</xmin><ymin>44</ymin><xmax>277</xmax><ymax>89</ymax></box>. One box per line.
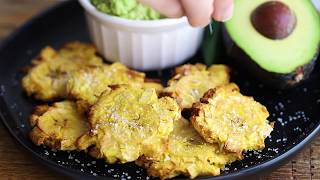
<box><xmin>224</xmin><ymin>0</ymin><xmax>320</xmax><ymax>89</ymax></box>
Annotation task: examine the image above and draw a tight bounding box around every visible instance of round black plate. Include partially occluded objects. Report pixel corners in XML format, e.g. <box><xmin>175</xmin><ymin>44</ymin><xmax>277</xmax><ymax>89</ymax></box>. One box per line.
<box><xmin>0</xmin><ymin>1</ymin><xmax>319</xmax><ymax>179</ymax></box>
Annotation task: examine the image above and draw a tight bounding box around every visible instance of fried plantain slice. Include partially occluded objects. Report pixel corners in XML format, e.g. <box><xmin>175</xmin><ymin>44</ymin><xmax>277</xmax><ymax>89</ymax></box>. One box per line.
<box><xmin>66</xmin><ymin>63</ymin><xmax>163</xmax><ymax>106</ymax></box>
<box><xmin>162</xmin><ymin>63</ymin><xmax>230</xmax><ymax>109</ymax></box>
<box><xmin>136</xmin><ymin>118</ymin><xmax>239</xmax><ymax>179</ymax></box>
<box><xmin>29</xmin><ymin>101</ymin><xmax>89</xmax><ymax>151</ymax></box>
<box><xmin>142</xmin><ymin>79</ymin><xmax>164</xmax><ymax>93</ymax></box>
<box><xmin>190</xmin><ymin>83</ymin><xmax>273</xmax><ymax>155</ymax></box>
<box><xmin>77</xmin><ymin>85</ymin><xmax>180</xmax><ymax>164</ymax></box>
<box><xmin>22</xmin><ymin>42</ymin><xmax>103</xmax><ymax>101</ymax></box>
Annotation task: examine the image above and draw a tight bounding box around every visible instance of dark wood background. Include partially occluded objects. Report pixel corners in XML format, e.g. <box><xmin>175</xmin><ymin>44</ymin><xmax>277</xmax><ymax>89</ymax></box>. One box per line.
<box><xmin>0</xmin><ymin>0</ymin><xmax>319</xmax><ymax>179</ymax></box>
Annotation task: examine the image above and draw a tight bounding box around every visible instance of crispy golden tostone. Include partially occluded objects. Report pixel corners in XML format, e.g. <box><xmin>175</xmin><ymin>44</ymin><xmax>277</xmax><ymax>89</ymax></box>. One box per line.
<box><xmin>136</xmin><ymin>118</ymin><xmax>239</xmax><ymax>179</ymax></box>
<box><xmin>22</xmin><ymin>42</ymin><xmax>103</xmax><ymax>101</ymax></box>
<box><xmin>67</xmin><ymin>63</ymin><xmax>163</xmax><ymax>106</ymax></box>
<box><xmin>29</xmin><ymin>101</ymin><xmax>89</xmax><ymax>151</ymax></box>
<box><xmin>77</xmin><ymin>85</ymin><xmax>180</xmax><ymax>164</ymax></box>
<box><xmin>162</xmin><ymin>64</ymin><xmax>230</xmax><ymax>109</ymax></box>
<box><xmin>191</xmin><ymin>83</ymin><xmax>273</xmax><ymax>155</ymax></box>
<box><xmin>141</xmin><ymin>79</ymin><xmax>164</xmax><ymax>93</ymax></box>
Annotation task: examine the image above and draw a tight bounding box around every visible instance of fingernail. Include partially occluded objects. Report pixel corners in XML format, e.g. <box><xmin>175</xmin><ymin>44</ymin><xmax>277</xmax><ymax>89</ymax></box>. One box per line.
<box><xmin>220</xmin><ymin>3</ymin><xmax>234</xmax><ymax>22</ymax></box>
<box><xmin>213</xmin><ymin>2</ymin><xmax>234</xmax><ymax>22</ymax></box>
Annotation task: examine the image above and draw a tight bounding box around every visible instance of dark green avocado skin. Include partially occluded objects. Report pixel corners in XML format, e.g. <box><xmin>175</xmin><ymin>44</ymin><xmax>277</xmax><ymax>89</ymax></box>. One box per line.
<box><xmin>222</xmin><ymin>26</ymin><xmax>319</xmax><ymax>89</ymax></box>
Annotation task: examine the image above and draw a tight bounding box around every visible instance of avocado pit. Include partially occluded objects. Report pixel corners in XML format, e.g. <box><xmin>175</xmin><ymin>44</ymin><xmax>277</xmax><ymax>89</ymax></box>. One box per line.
<box><xmin>251</xmin><ymin>1</ymin><xmax>297</xmax><ymax>40</ymax></box>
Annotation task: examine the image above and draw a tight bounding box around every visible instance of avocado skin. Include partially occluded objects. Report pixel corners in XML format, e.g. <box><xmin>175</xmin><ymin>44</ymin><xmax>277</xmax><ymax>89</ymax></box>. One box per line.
<box><xmin>222</xmin><ymin>26</ymin><xmax>319</xmax><ymax>89</ymax></box>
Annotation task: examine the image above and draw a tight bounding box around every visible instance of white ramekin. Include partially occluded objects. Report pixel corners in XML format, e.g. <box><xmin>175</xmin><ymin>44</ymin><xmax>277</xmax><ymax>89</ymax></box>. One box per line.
<box><xmin>79</xmin><ymin>0</ymin><xmax>204</xmax><ymax>71</ymax></box>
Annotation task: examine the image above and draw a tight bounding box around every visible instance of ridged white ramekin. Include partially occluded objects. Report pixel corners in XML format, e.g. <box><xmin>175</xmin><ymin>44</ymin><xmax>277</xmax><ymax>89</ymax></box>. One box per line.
<box><xmin>79</xmin><ymin>0</ymin><xmax>204</xmax><ymax>71</ymax></box>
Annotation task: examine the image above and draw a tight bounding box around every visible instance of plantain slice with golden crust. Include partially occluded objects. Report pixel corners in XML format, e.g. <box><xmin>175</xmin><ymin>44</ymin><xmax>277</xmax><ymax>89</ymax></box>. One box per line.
<box><xmin>162</xmin><ymin>63</ymin><xmax>230</xmax><ymax>109</ymax></box>
<box><xmin>141</xmin><ymin>79</ymin><xmax>164</xmax><ymax>93</ymax></box>
<box><xmin>136</xmin><ymin>118</ymin><xmax>239</xmax><ymax>180</ymax></box>
<box><xmin>22</xmin><ymin>42</ymin><xmax>103</xmax><ymax>101</ymax></box>
<box><xmin>29</xmin><ymin>101</ymin><xmax>89</xmax><ymax>151</ymax></box>
<box><xmin>190</xmin><ymin>83</ymin><xmax>274</xmax><ymax>155</ymax></box>
<box><xmin>77</xmin><ymin>85</ymin><xmax>180</xmax><ymax>164</ymax></box>
<box><xmin>67</xmin><ymin>63</ymin><xmax>163</xmax><ymax>107</ymax></box>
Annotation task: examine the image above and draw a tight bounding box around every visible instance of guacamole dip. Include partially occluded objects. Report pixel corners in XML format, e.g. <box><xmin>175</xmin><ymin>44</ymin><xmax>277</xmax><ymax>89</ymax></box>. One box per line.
<box><xmin>91</xmin><ymin>0</ymin><xmax>162</xmax><ymax>20</ymax></box>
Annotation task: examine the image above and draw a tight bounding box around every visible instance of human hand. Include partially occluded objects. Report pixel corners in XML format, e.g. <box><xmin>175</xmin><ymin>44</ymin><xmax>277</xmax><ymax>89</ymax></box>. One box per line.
<box><xmin>139</xmin><ymin>0</ymin><xmax>234</xmax><ymax>27</ymax></box>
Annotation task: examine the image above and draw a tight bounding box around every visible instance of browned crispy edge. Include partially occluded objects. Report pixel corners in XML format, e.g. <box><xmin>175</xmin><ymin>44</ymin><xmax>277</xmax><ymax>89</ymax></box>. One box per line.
<box><xmin>29</xmin><ymin>104</ymin><xmax>65</xmax><ymax>149</ymax></box>
<box><xmin>174</xmin><ymin>63</ymin><xmax>206</xmax><ymax>76</ymax></box>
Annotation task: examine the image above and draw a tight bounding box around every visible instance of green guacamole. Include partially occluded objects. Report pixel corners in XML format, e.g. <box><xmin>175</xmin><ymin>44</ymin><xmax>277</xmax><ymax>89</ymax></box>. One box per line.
<box><xmin>91</xmin><ymin>0</ymin><xmax>162</xmax><ymax>20</ymax></box>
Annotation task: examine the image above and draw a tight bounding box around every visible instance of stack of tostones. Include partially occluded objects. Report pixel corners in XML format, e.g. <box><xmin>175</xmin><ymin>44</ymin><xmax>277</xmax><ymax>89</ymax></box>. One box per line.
<box><xmin>23</xmin><ymin>42</ymin><xmax>273</xmax><ymax>179</ymax></box>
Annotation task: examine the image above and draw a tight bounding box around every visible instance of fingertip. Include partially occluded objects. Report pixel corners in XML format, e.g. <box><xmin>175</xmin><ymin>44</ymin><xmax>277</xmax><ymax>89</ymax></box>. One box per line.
<box><xmin>181</xmin><ymin>0</ymin><xmax>214</xmax><ymax>27</ymax></box>
<box><xmin>213</xmin><ymin>0</ymin><xmax>234</xmax><ymax>22</ymax></box>
<box><xmin>187</xmin><ymin>17</ymin><xmax>211</xmax><ymax>28</ymax></box>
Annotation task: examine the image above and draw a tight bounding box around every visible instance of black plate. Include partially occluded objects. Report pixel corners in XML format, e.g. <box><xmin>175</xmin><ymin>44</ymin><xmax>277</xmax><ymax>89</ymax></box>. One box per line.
<box><xmin>0</xmin><ymin>1</ymin><xmax>319</xmax><ymax>179</ymax></box>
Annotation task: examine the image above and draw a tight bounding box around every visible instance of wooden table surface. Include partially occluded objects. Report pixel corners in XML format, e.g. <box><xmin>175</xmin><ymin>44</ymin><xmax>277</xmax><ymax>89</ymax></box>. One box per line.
<box><xmin>0</xmin><ymin>0</ymin><xmax>319</xmax><ymax>179</ymax></box>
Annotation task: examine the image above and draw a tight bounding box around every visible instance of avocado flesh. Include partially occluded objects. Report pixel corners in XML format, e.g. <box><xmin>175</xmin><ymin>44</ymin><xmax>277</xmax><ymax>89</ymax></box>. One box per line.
<box><xmin>223</xmin><ymin>27</ymin><xmax>319</xmax><ymax>89</ymax></box>
<box><xmin>225</xmin><ymin>0</ymin><xmax>320</xmax><ymax>74</ymax></box>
